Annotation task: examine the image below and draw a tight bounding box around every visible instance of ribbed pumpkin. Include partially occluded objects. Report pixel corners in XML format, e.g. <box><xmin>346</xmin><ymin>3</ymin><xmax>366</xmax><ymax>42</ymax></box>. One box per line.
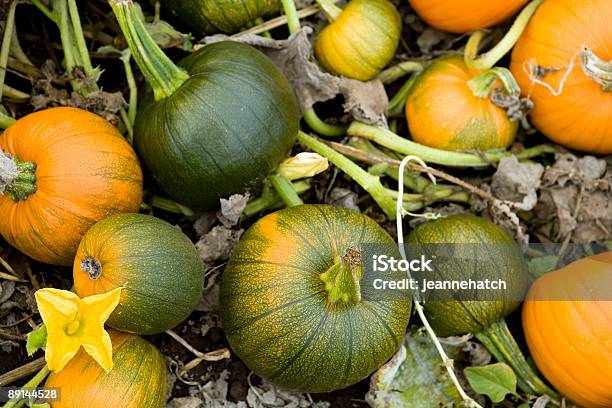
<box><xmin>406</xmin><ymin>214</ymin><xmax>527</xmax><ymax>335</ymax></box>
<box><xmin>523</xmin><ymin>252</ymin><xmax>612</xmax><ymax>408</ymax></box>
<box><xmin>73</xmin><ymin>213</ymin><xmax>204</xmax><ymax>335</ymax></box>
<box><xmin>46</xmin><ymin>330</ymin><xmax>167</xmax><ymax>408</ymax></box>
<box><xmin>406</xmin><ymin>56</ymin><xmax>518</xmax><ymax>151</ymax></box>
<box><xmin>220</xmin><ymin>205</ymin><xmax>411</xmax><ymax>393</ymax></box>
<box><xmin>406</xmin><ymin>215</ymin><xmax>556</xmax><ymax>398</ymax></box>
<box><xmin>161</xmin><ymin>0</ymin><xmax>281</xmax><ymax>34</ymax></box>
<box><xmin>510</xmin><ymin>0</ymin><xmax>612</xmax><ymax>154</ymax></box>
<box><xmin>110</xmin><ymin>0</ymin><xmax>299</xmax><ymax>210</ymax></box>
<box><xmin>409</xmin><ymin>0</ymin><xmax>529</xmax><ymax>33</ymax></box>
<box><xmin>314</xmin><ymin>0</ymin><xmax>402</xmax><ymax>81</ymax></box>
<box><xmin>0</xmin><ymin>107</ymin><xmax>142</xmax><ymax>266</ymax></box>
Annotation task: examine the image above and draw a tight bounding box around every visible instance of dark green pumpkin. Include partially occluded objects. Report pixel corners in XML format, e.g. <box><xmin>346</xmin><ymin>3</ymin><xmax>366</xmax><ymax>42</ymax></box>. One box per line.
<box><xmin>220</xmin><ymin>205</ymin><xmax>411</xmax><ymax>393</ymax></box>
<box><xmin>161</xmin><ymin>0</ymin><xmax>281</xmax><ymax>34</ymax></box>
<box><xmin>111</xmin><ymin>1</ymin><xmax>300</xmax><ymax>210</ymax></box>
<box><xmin>406</xmin><ymin>214</ymin><xmax>527</xmax><ymax>336</ymax></box>
<box><xmin>73</xmin><ymin>213</ymin><xmax>204</xmax><ymax>335</ymax></box>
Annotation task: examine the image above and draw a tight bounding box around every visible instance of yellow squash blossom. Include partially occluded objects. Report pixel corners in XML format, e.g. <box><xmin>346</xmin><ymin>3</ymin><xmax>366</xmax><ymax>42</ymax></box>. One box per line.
<box><xmin>34</xmin><ymin>287</ymin><xmax>122</xmax><ymax>373</ymax></box>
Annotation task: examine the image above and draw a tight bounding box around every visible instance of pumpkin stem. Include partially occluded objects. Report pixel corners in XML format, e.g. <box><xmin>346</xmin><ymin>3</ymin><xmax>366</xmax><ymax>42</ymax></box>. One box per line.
<box><xmin>80</xmin><ymin>257</ymin><xmax>103</xmax><ymax>280</ymax></box>
<box><xmin>476</xmin><ymin>320</ymin><xmax>560</xmax><ymax>401</ymax></box>
<box><xmin>0</xmin><ymin>149</ymin><xmax>37</xmax><ymax>202</ymax></box>
<box><xmin>320</xmin><ymin>243</ymin><xmax>363</xmax><ymax>305</ymax></box>
<box><xmin>467</xmin><ymin>67</ymin><xmax>521</xmax><ymax>100</ymax></box>
<box><xmin>466</xmin><ymin>0</ymin><xmax>544</xmax><ymax>71</ymax></box>
<box><xmin>580</xmin><ymin>46</ymin><xmax>612</xmax><ymax>92</ymax></box>
<box><xmin>314</xmin><ymin>0</ymin><xmax>343</xmax><ymax>21</ymax></box>
<box><xmin>108</xmin><ymin>0</ymin><xmax>189</xmax><ymax>101</ymax></box>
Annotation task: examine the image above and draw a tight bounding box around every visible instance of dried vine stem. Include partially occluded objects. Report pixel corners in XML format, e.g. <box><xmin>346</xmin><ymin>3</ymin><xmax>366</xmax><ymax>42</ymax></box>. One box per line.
<box><xmin>166</xmin><ymin>329</ymin><xmax>230</xmax><ymax>375</ymax></box>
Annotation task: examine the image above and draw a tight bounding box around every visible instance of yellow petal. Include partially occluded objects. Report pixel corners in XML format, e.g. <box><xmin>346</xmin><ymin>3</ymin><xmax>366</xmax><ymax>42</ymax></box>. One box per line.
<box><xmin>75</xmin><ymin>288</ymin><xmax>122</xmax><ymax>372</ymax></box>
<box><xmin>81</xmin><ymin>328</ymin><xmax>114</xmax><ymax>372</ymax></box>
<box><xmin>45</xmin><ymin>331</ymin><xmax>81</xmax><ymax>373</ymax></box>
<box><xmin>35</xmin><ymin>289</ymin><xmax>79</xmax><ymax>329</ymax></box>
<box><xmin>81</xmin><ymin>287</ymin><xmax>122</xmax><ymax>325</ymax></box>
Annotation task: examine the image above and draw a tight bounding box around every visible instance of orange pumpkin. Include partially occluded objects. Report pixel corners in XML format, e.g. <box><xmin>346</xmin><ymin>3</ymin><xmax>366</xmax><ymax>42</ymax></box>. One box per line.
<box><xmin>409</xmin><ymin>0</ymin><xmax>528</xmax><ymax>33</ymax></box>
<box><xmin>522</xmin><ymin>252</ymin><xmax>612</xmax><ymax>408</ymax></box>
<box><xmin>0</xmin><ymin>107</ymin><xmax>143</xmax><ymax>266</ymax></box>
<box><xmin>511</xmin><ymin>0</ymin><xmax>612</xmax><ymax>154</ymax></box>
<box><xmin>46</xmin><ymin>329</ymin><xmax>167</xmax><ymax>408</ymax></box>
<box><xmin>406</xmin><ymin>55</ymin><xmax>518</xmax><ymax>151</ymax></box>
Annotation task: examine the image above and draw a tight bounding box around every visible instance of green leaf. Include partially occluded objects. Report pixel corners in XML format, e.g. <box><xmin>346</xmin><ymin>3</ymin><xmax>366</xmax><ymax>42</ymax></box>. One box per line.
<box><xmin>517</xmin><ymin>404</ymin><xmax>530</xmax><ymax>408</ymax></box>
<box><xmin>26</xmin><ymin>325</ymin><xmax>47</xmax><ymax>356</ymax></box>
<box><xmin>527</xmin><ymin>256</ymin><xmax>558</xmax><ymax>278</ymax></box>
<box><xmin>367</xmin><ymin>329</ymin><xmax>466</xmax><ymax>407</ymax></box>
<box><xmin>464</xmin><ymin>362</ymin><xmax>517</xmax><ymax>403</ymax></box>
<box><xmin>30</xmin><ymin>404</ymin><xmax>50</xmax><ymax>408</ymax></box>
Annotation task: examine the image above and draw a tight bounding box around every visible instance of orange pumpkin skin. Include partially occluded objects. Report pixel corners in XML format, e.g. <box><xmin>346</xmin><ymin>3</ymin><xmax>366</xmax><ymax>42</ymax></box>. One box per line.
<box><xmin>46</xmin><ymin>330</ymin><xmax>167</xmax><ymax>408</ymax></box>
<box><xmin>406</xmin><ymin>55</ymin><xmax>518</xmax><ymax>151</ymax></box>
<box><xmin>522</xmin><ymin>252</ymin><xmax>612</xmax><ymax>408</ymax></box>
<box><xmin>0</xmin><ymin>107</ymin><xmax>143</xmax><ymax>266</ymax></box>
<box><xmin>510</xmin><ymin>0</ymin><xmax>612</xmax><ymax>154</ymax></box>
<box><xmin>408</xmin><ymin>0</ymin><xmax>528</xmax><ymax>33</ymax></box>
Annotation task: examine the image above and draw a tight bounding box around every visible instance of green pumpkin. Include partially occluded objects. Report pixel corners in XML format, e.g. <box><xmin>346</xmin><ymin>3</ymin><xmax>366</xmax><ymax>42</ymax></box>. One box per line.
<box><xmin>405</xmin><ymin>215</ymin><xmax>555</xmax><ymax>398</ymax></box>
<box><xmin>220</xmin><ymin>205</ymin><xmax>412</xmax><ymax>393</ymax></box>
<box><xmin>406</xmin><ymin>214</ymin><xmax>527</xmax><ymax>336</ymax></box>
<box><xmin>161</xmin><ymin>0</ymin><xmax>281</xmax><ymax>34</ymax></box>
<box><xmin>73</xmin><ymin>213</ymin><xmax>204</xmax><ymax>335</ymax></box>
<box><xmin>111</xmin><ymin>1</ymin><xmax>299</xmax><ymax>210</ymax></box>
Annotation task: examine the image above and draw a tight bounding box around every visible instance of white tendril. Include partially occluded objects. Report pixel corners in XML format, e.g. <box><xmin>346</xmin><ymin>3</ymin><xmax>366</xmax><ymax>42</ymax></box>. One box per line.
<box><xmin>396</xmin><ymin>155</ymin><xmax>483</xmax><ymax>408</ymax></box>
<box><xmin>523</xmin><ymin>49</ymin><xmax>580</xmax><ymax>97</ymax></box>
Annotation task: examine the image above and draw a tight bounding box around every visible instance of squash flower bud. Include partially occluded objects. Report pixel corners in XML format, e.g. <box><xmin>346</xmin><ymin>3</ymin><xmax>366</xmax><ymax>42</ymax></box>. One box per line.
<box><xmin>279</xmin><ymin>152</ymin><xmax>329</xmax><ymax>181</ymax></box>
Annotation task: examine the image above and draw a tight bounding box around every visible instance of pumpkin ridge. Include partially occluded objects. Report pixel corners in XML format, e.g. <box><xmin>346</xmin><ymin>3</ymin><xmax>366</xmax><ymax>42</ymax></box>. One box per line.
<box><xmin>182</xmin><ymin>84</ymin><xmax>264</xmax><ymax>168</ymax></box>
<box><xmin>190</xmin><ymin>77</ymin><xmax>278</xmax><ymax>169</ymax></box>
<box><xmin>227</xmin><ymin>291</ymin><xmax>324</xmax><ymax>334</ymax></box>
<box><xmin>230</xmin><ymin>258</ymin><xmax>314</xmax><ymax>275</ymax></box>
<box><xmin>270</xmin><ymin>312</ymin><xmax>329</xmax><ymax>381</ymax></box>
<box><xmin>337</xmin><ymin>22</ymin><xmax>381</xmax><ymax>71</ymax></box>
<box><xmin>342</xmin><ymin>308</ymin><xmax>355</xmax><ymax>385</ymax></box>
<box><xmin>275</xmin><ymin>217</ymin><xmax>329</xmax><ymax>265</ymax></box>
<box><xmin>160</xmin><ymin>98</ymin><xmax>224</xmax><ymax>200</ymax></box>
<box><xmin>360</xmin><ymin>301</ymin><xmax>399</xmax><ymax>349</ymax></box>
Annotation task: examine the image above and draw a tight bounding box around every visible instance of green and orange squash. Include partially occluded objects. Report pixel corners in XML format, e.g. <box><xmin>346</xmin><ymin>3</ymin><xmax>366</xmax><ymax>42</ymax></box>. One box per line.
<box><xmin>220</xmin><ymin>205</ymin><xmax>411</xmax><ymax>392</ymax></box>
<box><xmin>314</xmin><ymin>0</ymin><xmax>402</xmax><ymax>81</ymax></box>
<box><xmin>406</xmin><ymin>214</ymin><xmax>556</xmax><ymax>398</ymax></box>
<box><xmin>511</xmin><ymin>0</ymin><xmax>612</xmax><ymax>154</ymax></box>
<box><xmin>161</xmin><ymin>0</ymin><xmax>282</xmax><ymax>34</ymax></box>
<box><xmin>46</xmin><ymin>330</ymin><xmax>167</xmax><ymax>408</ymax></box>
<box><xmin>523</xmin><ymin>252</ymin><xmax>612</xmax><ymax>408</ymax></box>
<box><xmin>73</xmin><ymin>213</ymin><xmax>204</xmax><ymax>335</ymax></box>
<box><xmin>0</xmin><ymin>107</ymin><xmax>143</xmax><ymax>266</ymax></box>
<box><xmin>110</xmin><ymin>0</ymin><xmax>299</xmax><ymax>210</ymax></box>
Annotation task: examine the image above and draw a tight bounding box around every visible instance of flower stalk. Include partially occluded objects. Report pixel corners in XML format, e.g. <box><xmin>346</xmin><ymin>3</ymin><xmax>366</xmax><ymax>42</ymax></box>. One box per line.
<box><xmin>269</xmin><ymin>175</ymin><xmax>304</xmax><ymax>208</ymax></box>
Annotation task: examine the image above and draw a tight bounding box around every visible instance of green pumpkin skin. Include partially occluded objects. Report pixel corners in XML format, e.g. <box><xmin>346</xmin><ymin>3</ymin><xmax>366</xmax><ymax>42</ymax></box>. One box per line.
<box><xmin>406</xmin><ymin>214</ymin><xmax>528</xmax><ymax>337</ymax></box>
<box><xmin>220</xmin><ymin>204</ymin><xmax>412</xmax><ymax>393</ymax></box>
<box><xmin>161</xmin><ymin>0</ymin><xmax>281</xmax><ymax>34</ymax></box>
<box><xmin>135</xmin><ymin>41</ymin><xmax>300</xmax><ymax>210</ymax></box>
<box><xmin>74</xmin><ymin>213</ymin><xmax>204</xmax><ymax>335</ymax></box>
